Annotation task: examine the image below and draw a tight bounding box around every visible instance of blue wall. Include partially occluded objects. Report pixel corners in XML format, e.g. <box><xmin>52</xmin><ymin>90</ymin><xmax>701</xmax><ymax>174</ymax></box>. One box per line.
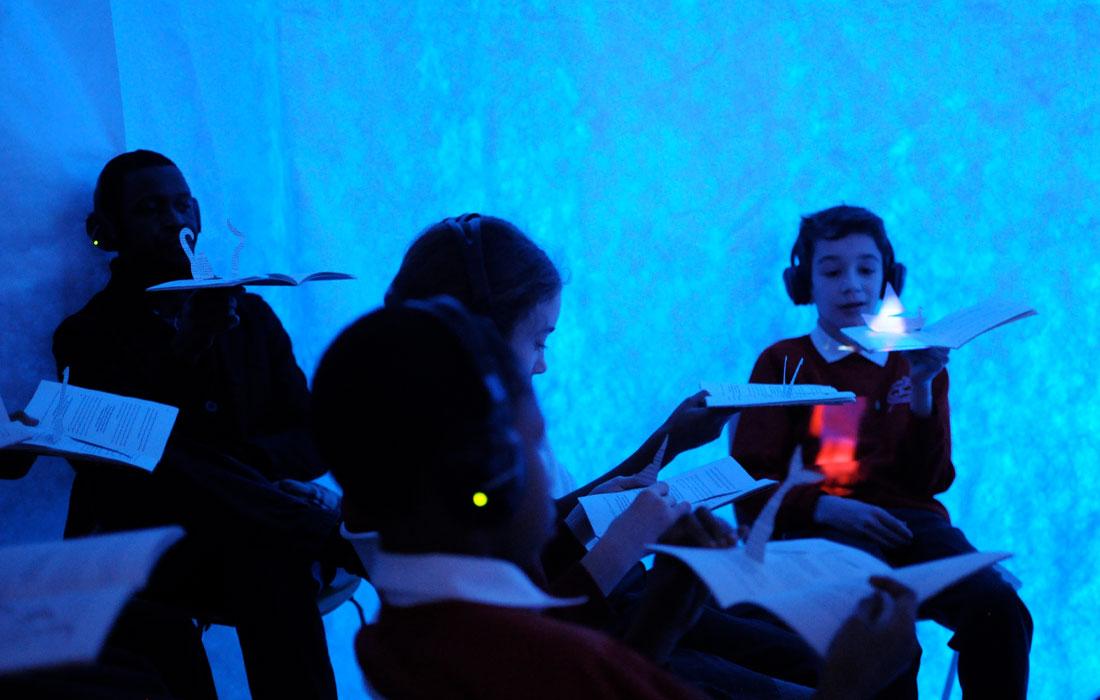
<box><xmin>1</xmin><ymin>2</ymin><xmax>1097</xmax><ymax>697</ymax></box>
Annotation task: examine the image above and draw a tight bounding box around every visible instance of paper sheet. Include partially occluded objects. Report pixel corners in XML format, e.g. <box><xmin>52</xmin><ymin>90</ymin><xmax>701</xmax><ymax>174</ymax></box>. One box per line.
<box><xmin>843</xmin><ymin>298</ymin><xmax>1036</xmax><ymax>351</ymax></box>
<box><xmin>701</xmin><ymin>381</ymin><xmax>856</xmax><ymax>408</ymax></box>
<box><xmin>19</xmin><ymin>380</ymin><xmax>178</xmax><ymax>471</ymax></box>
<box><xmin>578</xmin><ymin>457</ymin><xmax>774</xmax><ymax>537</ymax></box>
<box><xmin>636</xmin><ymin>435</ymin><xmax>668</xmax><ymax>486</ymax></box>
<box><xmin>649</xmin><ymin>537</ymin><xmax>1010</xmax><ymax>655</ymax></box>
<box><xmin>0</xmin><ymin>526</ymin><xmax>185</xmax><ymax>674</ymax></box>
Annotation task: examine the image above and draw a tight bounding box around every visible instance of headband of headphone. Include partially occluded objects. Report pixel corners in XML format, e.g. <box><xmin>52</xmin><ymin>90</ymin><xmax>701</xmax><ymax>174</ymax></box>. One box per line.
<box><xmin>402</xmin><ymin>295</ymin><xmax>526</xmax><ymax>525</ymax></box>
<box><xmin>442</xmin><ymin>214</ymin><xmax>494</xmax><ymax>317</ymax></box>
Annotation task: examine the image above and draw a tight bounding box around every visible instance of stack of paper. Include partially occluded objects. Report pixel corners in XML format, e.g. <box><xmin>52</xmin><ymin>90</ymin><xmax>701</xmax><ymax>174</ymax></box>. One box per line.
<box><xmin>701</xmin><ymin>382</ymin><xmax>856</xmax><ymax>408</ymax></box>
<box><xmin>578</xmin><ymin>457</ymin><xmax>775</xmax><ymax>537</ymax></box>
<box><xmin>649</xmin><ymin>538</ymin><xmax>1009</xmax><ymax>655</ymax></box>
<box><xmin>842</xmin><ymin>298</ymin><xmax>1036</xmax><ymax>352</ymax></box>
<box><xmin>6</xmin><ymin>381</ymin><xmax>178</xmax><ymax>472</ymax></box>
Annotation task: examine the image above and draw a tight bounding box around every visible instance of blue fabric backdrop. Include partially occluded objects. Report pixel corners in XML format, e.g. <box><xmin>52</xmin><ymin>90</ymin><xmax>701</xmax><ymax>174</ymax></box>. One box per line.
<box><xmin>2</xmin><ymin>2</ymin><xmax>1097</xmax><ymax>697</ymax></box>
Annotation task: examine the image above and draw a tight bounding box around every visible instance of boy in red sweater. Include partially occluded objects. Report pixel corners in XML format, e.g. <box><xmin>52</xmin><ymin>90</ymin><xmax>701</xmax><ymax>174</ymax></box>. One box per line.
<box><xmin>730</xmin><ymin>205</ymin><xmax>1031</xmax><ymax>699</ymax></box>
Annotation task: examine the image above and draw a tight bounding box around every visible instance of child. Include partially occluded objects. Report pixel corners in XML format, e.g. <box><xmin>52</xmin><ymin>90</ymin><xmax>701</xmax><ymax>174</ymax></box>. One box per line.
<box><xmin>310</xmin><ymin>297</ymin><xmax>920</xmax><ymax>700</ymax></box>
<box><xmin>730</xmin><ymin>204</ymin><xmax>1032</xmax><ymax>699</ymax></box>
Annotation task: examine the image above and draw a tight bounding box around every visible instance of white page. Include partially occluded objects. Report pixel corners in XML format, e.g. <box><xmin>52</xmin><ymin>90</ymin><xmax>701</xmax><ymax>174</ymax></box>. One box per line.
<box><xmin>0</xmin><ymin>527</ymin><xmax>185</xmax><ymax>674</ymax></box>
<box><xmin>0</xmin><ymin>395</ymin><xmax>33</xmax><ymax>449</ymax></box>
<box><xmin>843</xmin><ymin>299</ymin><xmax>1036</xmax><ymax>351</ymax></box>
<box><xmin>579</xmin><ymin>458</ymin><xmax>773</xmax><ymax>537</ymax></box>
<box><xmin>649</xmin><ymin>538</ymin><xmax>1009</xmax><ymax>655</ymax></box>
<box><xmin>701</xmin><ymin>382</ymin><xmax>856</xmax><ymax>408</ymax></box>
<box><xmin>20</xmin><ymin>381</ymin><xmax>178</xmax><ymax>471</ymax></box>
<box><xmin>921</xmin><ymin>300</ymin><xmax>1036</xmax><ymax>348</ymax></box>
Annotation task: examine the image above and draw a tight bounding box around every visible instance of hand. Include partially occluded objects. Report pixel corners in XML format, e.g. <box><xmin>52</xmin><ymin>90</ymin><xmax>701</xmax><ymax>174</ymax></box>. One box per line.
<box><xmin>588</xmin><ymin>474</ymin><xmax>650</xmax><ymax>496</ymax></box>
<box><xmin>603</xmin><ymin>482</ymin><xmax>690</xmax><ymax>549</ymax></box>
<box><xmin>813</xmin><ymin>495</ymin><xmax>913</xmax><ymax>549</ymax></box>
<box><xmin>173</xmin><ymin>287</ymin><xmax>244</xmax><ymax>356</ymax></box>
<box><xmin>660</xmin><ymin>390</ymin><xmax>739</xmax><ymax>458</ymax></box>
<box><xmin>818</xmin><ymin>577</ymin><xmax>918</xmax><ymax>700</ymax></box>
<box><xmin>903</xmin><ymin>346</ymin><xmax>949</xmax><ymax>385</ymax></box>
<box><xmin>8</xmin><ymin>411</ymin><xmax>39</xmax><ymax>427</ymax></box>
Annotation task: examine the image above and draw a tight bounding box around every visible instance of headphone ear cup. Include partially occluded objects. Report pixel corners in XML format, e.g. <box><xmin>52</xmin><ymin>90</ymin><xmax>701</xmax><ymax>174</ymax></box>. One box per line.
<box><xmin>446</xmin><ymin>426</ymin><xmax>524</xmax><ymax>527</ymax></box>
<box><xmin>783</xmin><ymin>265</ymin><xmax>812</xmax><ymax>305</ymax></box>
<box><xmin>86</xmin><ymin>212</ymin><xmax>119</xmax><ymax>252</ymax></box>
<box><xmin>880</xmin><ymin>260</ymin><xmax>906</xmax><ymax>297</ymax></box>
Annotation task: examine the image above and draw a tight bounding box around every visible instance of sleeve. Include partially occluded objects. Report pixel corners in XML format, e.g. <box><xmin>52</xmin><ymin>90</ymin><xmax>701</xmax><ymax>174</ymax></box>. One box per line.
<box><xmin>229</xmin><ymin>297</ymin><xmax>326</xmax><ymax>481</ymax></box>
<box><xmin>729</xmin><ymin>347</ymin><xmax>822</xmax><ymax>534</ymax></box>
<box><xmin>539</xmin><ymin>520</ymin><xmax>612</xmax><ymax>628</ymax></box>
<box><xmin>894</xmin><ymin>368</ymin><xmax>955</xmax><ymax>497</ymax></box>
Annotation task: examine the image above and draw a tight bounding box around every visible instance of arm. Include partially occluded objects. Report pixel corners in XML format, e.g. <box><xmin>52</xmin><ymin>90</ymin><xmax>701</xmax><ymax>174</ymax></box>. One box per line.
<box><xmin>895</xmin><ymin>363</ymin><xmax>955</xmax><ymax>496</ymax></box>
<box><xmin>814</xmin><ymin>577</ymin><xmax>919</xmax><ymax>700</ymax></box>
<box><xmin>555</xmin><ymin>390</ymin><xmax>735</xmax><ymax>514</ymax></box>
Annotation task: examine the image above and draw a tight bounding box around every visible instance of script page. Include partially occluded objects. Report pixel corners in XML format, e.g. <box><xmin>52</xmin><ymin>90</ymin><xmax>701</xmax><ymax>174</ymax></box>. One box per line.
<box><xmin>0</xmin><ymin>527</ymin><xmax>185</xmax><ymax>674</ymax></box>
<box><xmin>579</xmin><ymin>457</ymin><xmax>768</xmax><ymax>537</ymax></box>
<box><xmin>921</xmin><ymin>299</ymin><xmax>1036</xmax><ymax>348</ymax></box>
<box><xmin>21</xmin><ymin>381</ymin><xmax>178</xmax><ymax>471</ymax></box>
<box><xmin>701</xmin><ymin>382</ymin><xmax>855</xmax><ymax>407</ymax></box>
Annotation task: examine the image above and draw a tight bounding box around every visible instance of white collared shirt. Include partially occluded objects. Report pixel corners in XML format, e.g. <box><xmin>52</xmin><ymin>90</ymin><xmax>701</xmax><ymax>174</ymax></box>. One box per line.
<box><xmin>341</xmin><ymin>526</ymin><xmax>586</xmax><ymax>610</ymax></box>
<box><xmin>810</xmin><ymin>324</ymin><xmax>890</xmax><ymax>367</ymax></box>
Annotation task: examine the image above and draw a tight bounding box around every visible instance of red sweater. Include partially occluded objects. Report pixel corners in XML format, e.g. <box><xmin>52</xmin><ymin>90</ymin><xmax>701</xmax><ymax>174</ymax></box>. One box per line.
<box><xmin>356</xmin><ymin>601</ymin><xmax>707</xmax><ymax>699</ymax></box>
<box><xmin>731</xmin><ymin>335</ymin><xmax>954</xmax><ymax>535</ymax></box>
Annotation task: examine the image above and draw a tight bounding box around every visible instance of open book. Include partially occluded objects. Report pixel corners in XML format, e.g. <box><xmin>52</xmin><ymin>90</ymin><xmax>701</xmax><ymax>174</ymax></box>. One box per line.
<box><xmin>649</xmin><ymin>538</ymin><xmax>1009</xmax><ymax>655</ymax></box>
<box><xmin>842</xmin><ymin>298</ymin><xmax>1036</xmax><ymax>352</ymax></box>
<box><xmin>578</xmin><ymin>457</ymin><xmax>775</xmax><ymax>537</ymax></box>
<box><xmin>7</xmin><ymin>380</ymin><xmax>177</xmax><ymax>471</ymax></box>
<box><xmin>0</xmin><ymin>527</ymin><xmax>184</xmax><ymax>674</ymax></box>
<box><xmin>701</xmin><ymin>381</ymin><xmax>856</xmax><ymax>408</ymax></box>
<box><xmin>147</xmin><ymin>271</ymin><xmax>355</xmax><ymax>291</ymax></box>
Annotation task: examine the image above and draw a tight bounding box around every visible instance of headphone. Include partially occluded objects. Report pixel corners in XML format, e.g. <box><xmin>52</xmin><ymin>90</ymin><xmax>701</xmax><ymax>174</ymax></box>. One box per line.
<box><xmin>441</xmin><ymin>213</ymin><xmax>494</xmax><ymax>317</ymax></box>
<box><xmin>85</xmin><ymin>197</ymin><xmax>201</xmax><ymax>252</ymax></box>
<box><xmin>783</xmin><ymin>229</ymin><xmax>906</xmax><ymax>305</ymax></box>
<box><xmin>402</xmin><ymin>295</ymin><xmax>526</xmax><ymax>526</ymax></box>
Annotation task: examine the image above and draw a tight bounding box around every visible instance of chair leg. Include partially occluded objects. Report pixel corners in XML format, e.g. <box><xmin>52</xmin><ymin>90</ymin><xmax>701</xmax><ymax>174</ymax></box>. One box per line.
<box><xmin>941</xmin><ymin>650</ymin><xmax>959</xmax><ymax>700</ymax></box>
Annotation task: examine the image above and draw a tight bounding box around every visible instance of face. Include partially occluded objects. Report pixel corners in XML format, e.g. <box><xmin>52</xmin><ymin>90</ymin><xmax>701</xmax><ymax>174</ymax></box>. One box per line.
<box><xmin>117</xmin><ymin>166</ymin><xmax>200</xmax><ymax>277</ymax></box>
<box><xmin>508</xmin><ymin>292</ymin><xmax>561</xmax><ymax>376</ymax></box>
<box><xmin>810</xmin><ymin>234</ymin><xmax>884</xmax><ymax>336</ymax></box>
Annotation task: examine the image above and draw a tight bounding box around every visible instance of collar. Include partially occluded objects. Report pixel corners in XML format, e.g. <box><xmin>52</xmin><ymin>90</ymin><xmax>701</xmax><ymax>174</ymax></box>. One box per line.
<box><xmin>811</xmin><ymin>324</ymin><xmax>890</xmax><ymax>367</ymax></box>
<box><xmin>341</xmin><ymin>526</ymin><xmax>586</xmax><ymax>610</ymax></box>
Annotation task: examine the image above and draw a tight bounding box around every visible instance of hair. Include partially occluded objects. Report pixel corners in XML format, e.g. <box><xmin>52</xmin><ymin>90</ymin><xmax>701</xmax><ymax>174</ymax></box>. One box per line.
<box><xmin>93</xmin><ymin>150</ymin><xmax>179</xmax><ymax>225</ymax></box>
<box><xmin>385</xmin><ymin>216</ymin><xmax>562</xmax><ymax>338</ymax></box>
<box><xmin>311</xmin><ymin>299</ymin><xmax>531</xmax><ymax>533</ymax></box>
<box><xmin>794</xmin><ymin>205</ymin><xmax>895</xmax><ymax>273</ymax></box>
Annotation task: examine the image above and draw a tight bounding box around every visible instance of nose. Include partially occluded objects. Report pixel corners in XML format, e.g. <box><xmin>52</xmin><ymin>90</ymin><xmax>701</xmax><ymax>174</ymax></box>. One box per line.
<box><xmin>532</xmin><ymin>356</ymin><xmax>547</xmax><ymax>376</ymax></box>
<box><xmin>840</xmin><ymin>268</ymin><xmax>860</xmax><ymax>293</ymax></box>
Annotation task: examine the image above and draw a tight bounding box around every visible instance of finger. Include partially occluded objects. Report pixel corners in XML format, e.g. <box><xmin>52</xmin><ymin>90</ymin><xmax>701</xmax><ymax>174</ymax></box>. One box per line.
<box><xmin>869</xmin><ymin>577</ymin><xmax>918</xmax><ymax>615</ymax></box>
<box><xmin>660</xmin><ymin>509</ymin><xmax>706</xmax><ymax>546</ymax></box>
<box><xmin>856</xmin><ymin>589</ymin><xmax>885</xmax><ymax>621</ymax></box>
<box><xmin>10</xmin><ymin>410</ymin><xmax>40</xmax><ymax>427</ymax></box>
<box><xmin>866</xmin><ymin>521</ymin><xmax>909</xmax><ymax>550</ymax></box>
<box><xmin>875</xmin><ymin>511</ymin><xmax>914</xmax><ymax>543</ymax></box>
<box><xmin>694</xmin><ymin>507</ymin><xmax>737</xmax><ymax>547</ymax></box>
<box><xmin>617</xmin><ymin>476</ymin><xmax>649</xmax><ymax>490</ymax></box>
<box><xmin>648</xmin><ymin>481</ymin><xmax>670</xmax><ymax>497</ymax></box>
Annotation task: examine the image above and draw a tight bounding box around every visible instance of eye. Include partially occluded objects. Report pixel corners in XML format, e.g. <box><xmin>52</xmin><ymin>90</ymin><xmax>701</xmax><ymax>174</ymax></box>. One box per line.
<box><xmin>821</xmin><ymin>269</ymin><xmax>841</xmax><ymax>278</ymax></box>
<box><xmin>175</xmin><ymin>199</ymin><xmax>192</xmax><ymax>213</ymax></box>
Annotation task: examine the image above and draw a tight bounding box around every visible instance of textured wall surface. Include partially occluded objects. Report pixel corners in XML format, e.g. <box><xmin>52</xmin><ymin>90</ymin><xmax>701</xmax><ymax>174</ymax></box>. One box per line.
<box><xmin>2</xmin><ymin>2</ymin><xmax>1097</xmax><ymax>698</ymax></box>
